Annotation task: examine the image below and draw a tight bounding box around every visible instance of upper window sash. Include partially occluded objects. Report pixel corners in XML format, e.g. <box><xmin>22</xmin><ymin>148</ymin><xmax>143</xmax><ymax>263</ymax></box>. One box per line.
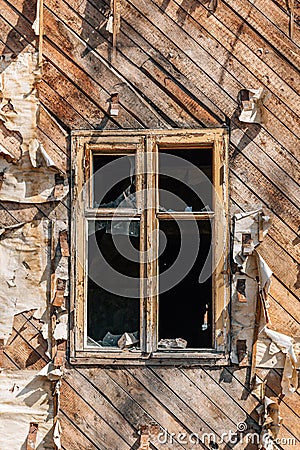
<box><xmin>84</xmin><ymin>141</ymin><xmax>145</xmax><ymax>213</ymax></box>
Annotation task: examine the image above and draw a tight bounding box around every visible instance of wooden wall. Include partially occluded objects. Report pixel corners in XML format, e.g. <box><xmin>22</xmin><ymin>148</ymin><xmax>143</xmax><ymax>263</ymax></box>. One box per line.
<box><xmin>0</xmin><ymin>0</ymin><xmax>299</xmax><ymax>448</ymax></box>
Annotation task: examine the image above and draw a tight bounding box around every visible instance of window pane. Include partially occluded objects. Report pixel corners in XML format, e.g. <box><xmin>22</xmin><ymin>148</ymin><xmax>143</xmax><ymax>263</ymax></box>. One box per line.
<box><xmin>87</xmin><ymin>219</ymin><xmax>140</xmax><ymax>348</ymax></box>
<box><xmin>159</xmin><ymin>149</ymin><xmax>212</xmax><ymax>212</ymax></box>
<box><xmin>158</xmin><ymin>220</ymin><xmax>212</xmax><ymax>348</ymax></box>
<box><xmin>93</xmin><ymin>154</ymin><xmax>136</xmax><ymax>208</ymax></box>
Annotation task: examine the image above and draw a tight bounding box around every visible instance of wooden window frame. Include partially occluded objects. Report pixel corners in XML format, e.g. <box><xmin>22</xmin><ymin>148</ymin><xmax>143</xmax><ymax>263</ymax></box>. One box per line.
<box><xmin>70</xmin><ymin>129</ymin><xmax>230</xmax><ymax>365</ymax></box>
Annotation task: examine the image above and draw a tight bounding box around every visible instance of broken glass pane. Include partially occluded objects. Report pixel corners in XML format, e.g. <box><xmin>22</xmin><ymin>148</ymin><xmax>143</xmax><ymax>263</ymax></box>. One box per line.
<box><xmin>93</xmin><ymin>154</ymin><xmax>136</xmax><ymax>208</ymax></box>
<box><xmin>158</xmin><ymin>220</ymin><xmax>212</xmax><ymax>348</ymax></box>
<box><xmin>159</xmin><ymin>149</ymin><xmax>212</xmax><ymax>212</ymax></box>
<box><xmin>87</xmin><ymin>219</ymin><xmax>140</xmax><ymax>347</ymax></box>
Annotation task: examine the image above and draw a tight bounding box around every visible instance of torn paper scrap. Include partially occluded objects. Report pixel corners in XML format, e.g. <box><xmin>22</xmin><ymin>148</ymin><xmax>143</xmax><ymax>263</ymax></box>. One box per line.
<box><xmin>256</xmin><ymin>252</ymin><xmax>272</xmax><ymax>323</ymax></box>
<box><xmin>239</xmin><ymin>87</ymin><xmax>271</xmax><ymax>124</ymax></box>
<box><xmin>106</xmin><ymin>14</ymin><xmax>114</xmax><ymax>33</ymax></box>
<box><xmin>231</xmin><ymin>208</ymin><xmax>272</xmax><ymax>365</ymax></box>
<box><xmin>252</xmin><ymin>375</ymin><xmax>265</xmax><ymax>401</ymax></box>
<box><xmin>231</xmin><ymin>261</ymin><xmax>258</xmax><ymax>366</ymax></box>
<box><xmin>256</xmin><ymin>253</ymin><xmax>272</xmax><ymax>296</ymax></box>
<box><xmin>233</xmin><ymin>209</ymin><xmax>272</xmax><ymax>270</ymax></box>
<box><xmin>38</xmin><ymin>362</ymin><xmax>64</xmax><ymax>381</ymax></box>
<box><xmin>0</xmin><ymin>52</ymin><xmax>59</xmax><ymax>169</ymax></box>
<box><xmin>282</xmin><ymin>353</ymin><xmax>298</xmax><ymax>397</ymax></box>
<box><xmin>0</xmin><ymin>53</ymin><xmax>40</xmax><ymax>164</ymax></box>
<box><xmin>0</xmin><ymin>156</ymin><xmax>68</xmax><ymax>203</ymax></box>
<box><xmin>256</xmin><ymin>396</ymin><xmax>282</xmax><ymax>449</ymax></box>
<box><xmin>53</xmin><ymin>419</ymin><xmax>62</xmax><ymax>450</ymax></box>
<box><xmin>0</xmin><ymin>220</ymin><xmax>51</xmax><ymax>343</ymax></box>
<box><xmin>264</xmin><ymin>327</ymin><xmax>298</xmax><ymax>396</ymax></box>
<box><xmin>0</xmin><ymin>222</ymin><xmax>26</xmax><ymax>237</ymax></box>
<box><xmin>138</xmin><ymin>432</ymin><xmax>150</xmax><ymax>450</ymax></box>
<box><xmin>53</xmin><ymin>312</ymin><xmax>68</xmax><ymax>341</ymax></box>
<box><xmin>32</xmin><ymin>0</ymin><xmax>42</xmax><ymax>35</ymax></box>
<box><xmin>236</xmin><ymin>278</ymin><xmax>247</xmax><ymax>303</ymax></box>
<box><xmin>59</xmin><ymin>230</ymin><xmax>70</xmax><ymax>257</ymax></box>
<box><xmin>39</xmin><ymin>142</ymin><xmax>57</xmax><ymax>168</ymax></box>
<box><xmin>264</xmin><ymin>328</ymin><xmax>297</xmax><ymax>363</ymax></box>
<box><xmin>26</xmin><ymin>422</ymin><xmax>39</xmax><ymax>450</ymax></box>
<box><xmin>106</xmin><ymin>0</ymin><xmax>121</xmax><ymax>35</ymax></box>
<box><xmin>0</xmin><ymin>370</ymin><xmax>54</xmax><ymax>449</ymax></box>
<box><xmin>52</xmin><ymin>279</ymin><xmax>67</xmax><ymax>308</ymax></box>
<box><xmin>0</xmin><ymin>144</ymin><xmax>17</xmax><ymax>163</ymax></box>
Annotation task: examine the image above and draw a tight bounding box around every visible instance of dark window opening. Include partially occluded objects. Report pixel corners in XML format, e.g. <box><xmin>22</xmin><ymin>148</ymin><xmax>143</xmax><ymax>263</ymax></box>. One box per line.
<box><xmin>93</xmin><ymin>154</ymin><xmax>136</xmax><ymax>208</ymax></box>
<box><xmin>159</xmin><ymin>149</ymin><xmax>212</xmax><ymax>212</ymax></box>
<box><xmin>158</xmin><ymin>220</ymin><xmax>212</xmax><ymax>348</ymax></box>
<box><xmin>87</xmin><ymin>220</ymin><xmax>140</xmax><ymax>347</ymax></box>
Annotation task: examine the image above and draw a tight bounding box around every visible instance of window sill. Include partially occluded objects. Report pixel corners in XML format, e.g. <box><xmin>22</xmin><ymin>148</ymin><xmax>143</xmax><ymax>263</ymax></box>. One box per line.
<box><xmin>69</xmin><ymin>350</ymin><xmax>229</xmax><ymax>366</ymax></box>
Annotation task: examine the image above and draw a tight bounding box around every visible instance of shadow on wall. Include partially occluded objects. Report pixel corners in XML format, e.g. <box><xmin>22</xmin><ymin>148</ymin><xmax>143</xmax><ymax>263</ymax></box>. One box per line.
<box><xmin>20</xmin><ymin>428</ymin><xmax>54</xmax><ymax>450</ymax></box>
<box><xmin>80</xmin><ymin>0</ymin><xmax>122</xmax><ymax>127</ymax></box>
<box><xmin>161</xmin><ymin>0</ymin><xmax>219</xmax><ymax>26</ymax></box>
<box><xmin>1</xmin><ymin>0</ymin><xmax>36</xmax><ymax>60</ymax></box>
<box><xmin>294</xmin><ymin>264</ymin><xmax>300</xmax><ymax>289</ymax></box>
<box><xmin>81</xmin><ymin>0</ymin><xmax>111</xmax><ymax>58</ymax></box>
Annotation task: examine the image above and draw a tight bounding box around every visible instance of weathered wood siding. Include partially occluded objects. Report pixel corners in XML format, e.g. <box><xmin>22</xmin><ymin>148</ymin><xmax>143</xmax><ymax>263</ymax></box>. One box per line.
<box><xmin>0</xmin><ymin>0</ymin><xmax>299</xmax><ymax>448</ymax></box>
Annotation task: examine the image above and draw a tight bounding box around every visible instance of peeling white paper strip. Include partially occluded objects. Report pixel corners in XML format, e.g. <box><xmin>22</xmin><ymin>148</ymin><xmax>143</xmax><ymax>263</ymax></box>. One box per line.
<box><xmin>0</xmin><ymin>220</ymin><xmax>51</xmax><ymax>343</ymax></box>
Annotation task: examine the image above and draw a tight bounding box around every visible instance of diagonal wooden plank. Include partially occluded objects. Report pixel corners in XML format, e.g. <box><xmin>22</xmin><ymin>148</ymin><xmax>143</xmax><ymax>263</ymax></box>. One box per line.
<box><xmin>180</xmin><ymin>367</ymin><xmax>261</xmax><ymax>449</ymax></box>
<box><xmin>233</xmin><ymin>0</ymin><xmax>300</xmax><ymax>47</ymax></box>
<box><xmin>229</xmin><ymin>152</ymin><xmax>300</xmax><ymax>234</ymax></box>
<box><xmin>152</xmin><ymin>0</ymin><xmax>300</xmax><ymax>131</ymax></box>
<box><xmin>60</xmin><ymin>374</ymin><xmax>132</xmax><ymax>450</ymax></box>
<box><xmin>4</xmin><ymin>328</ymin><xmax>47</xmax><ymax>370</ymax></box>
<box><xmin>223</xmin><ymin>0</ymin><xmax>300</xmax><ymax>64</ymax></box>
<box><xmin>230</xmin><ymin>173</ymin><xmax>299</xmax><ymax>262</ymax></box>
<box><xmin>77</xmin><ymin>367</ymin><xmax>167</xmax><ymax>450</ymax></box>
<box><xmin>149</xmin><ymin>367</ymin><xmax>239</xmax><ymax>441</ymax></box>
<box><xmin>42</xmin><ymin>60</ymin><xmax>119</xmax><ymax>130</ymax></box>
<box><xmin>43</xmin><ymin>0</ymin><xmax>202</xmax><ymax>128</ymax></box>
<box><xmin>60</xmin><ymin>412</ymin><xmax>97</xmax><ymax>450</ymax></box>
<box><xmin>199</xmin><ymin>0</ymin><xmax>300</xmax><ymax>95</ymax></box>
<box><xmin>126</xmin><ymin>366</ymin><xmax>237</xmax><ymax>449</ymax></box>
<box><xmin>141</xmin><ymin>59</ymin><xmax>222</xmax><ymax>127</ymax></box>
<box><xmin>269</xmin><ymin>277</ymin><xmax>300</xmax><ymax>324</ymax></box>
<box><xmin>230</xmin><ymin>369</ymin><xmax>300</xmax><ymax>447</ymax></box>
<box><xmin>208</xmin><ymin>367</ymin><xmax>299</xmax><ymax>449</ymax></box>
<box><xmin>105</xmin><ymin>366</ymin><xmax>207</xmax><ymax>450</ymax></box>
<box><xmin>63</xmin><ymin>368</ymin><xmax>140</xmax><ymax>449</ymax></box>
<box><xmin>39</xmin><ymin>106</ymin><xmax>69</xmax><ymax>156</ymax></box>
<box><xmin>128</xmin><ymin>0</ymin><xmax>300</xmax><ymax>154</ymax></box>
<box><xmin>3</xmin><ymin>0</ymin><xmax>146</xmax><ymax>131</ymax></box>
<box><xmin>68</xmin><ymin>0</ymin><xmax>226</xmax><ymax>126</ymax></box>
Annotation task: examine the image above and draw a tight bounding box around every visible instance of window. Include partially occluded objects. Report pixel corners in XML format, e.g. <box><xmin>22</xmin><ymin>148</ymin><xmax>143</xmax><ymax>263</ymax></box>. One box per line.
<box><xmin>70</xmin><ymin>129</ymin><xmax>229</xmax><ymax>364</ymax></box>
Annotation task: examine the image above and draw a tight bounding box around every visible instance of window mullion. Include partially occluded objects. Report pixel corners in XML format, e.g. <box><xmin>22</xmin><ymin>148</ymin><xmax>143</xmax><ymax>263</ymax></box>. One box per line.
<box><xmin>142</xmin><ymin>137</ymin><xmax>158</xmax><ymax>353</ymax></box>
